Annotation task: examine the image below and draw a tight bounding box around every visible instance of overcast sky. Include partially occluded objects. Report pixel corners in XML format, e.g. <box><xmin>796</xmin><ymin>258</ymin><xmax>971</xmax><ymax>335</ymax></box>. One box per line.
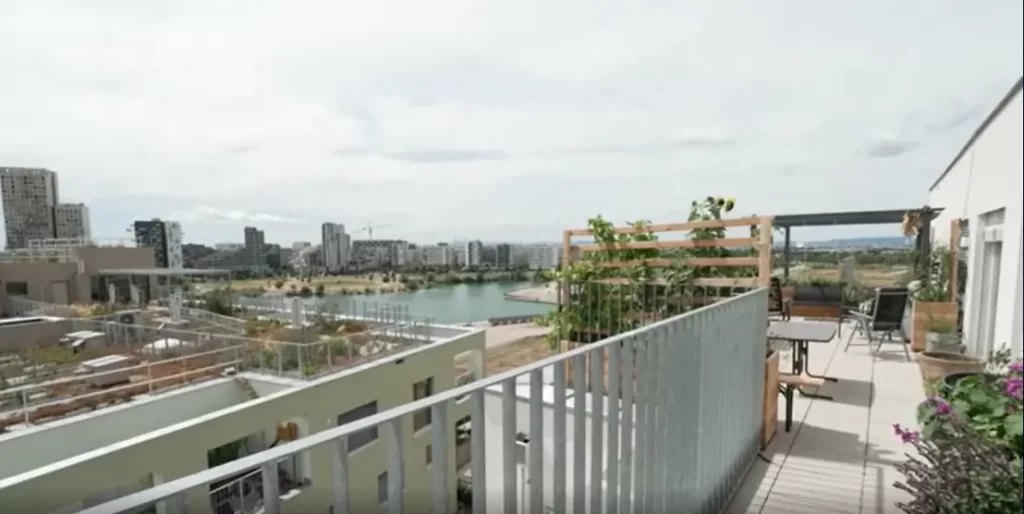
<box><xmin>1</xmin><ymin>1</ymin><xmax>1021</xmax><ymax>245</ymax></box>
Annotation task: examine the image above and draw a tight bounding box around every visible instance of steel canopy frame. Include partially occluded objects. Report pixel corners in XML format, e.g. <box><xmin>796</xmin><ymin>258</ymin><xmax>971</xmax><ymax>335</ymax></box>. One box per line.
<box><xmin>773</xmin><ymin>206</ymin><xmax>944</xmax><ymax>281</ymax></box>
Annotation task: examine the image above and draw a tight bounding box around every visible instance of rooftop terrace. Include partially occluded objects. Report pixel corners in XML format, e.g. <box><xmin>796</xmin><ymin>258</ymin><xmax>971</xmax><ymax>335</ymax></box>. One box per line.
<box><xmin>0</xmin><ymin>297</ymin><xmax>466</xmax><ymax>434</ymax></box>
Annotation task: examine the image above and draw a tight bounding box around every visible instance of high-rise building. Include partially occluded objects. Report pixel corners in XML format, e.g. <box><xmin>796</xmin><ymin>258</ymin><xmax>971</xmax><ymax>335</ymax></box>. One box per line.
<box><xmin>321</xmin><ymin>222</ymin><xmax>350</xmax><ymax>272</ymax></box>
<box><xmin>133</xmin><ymin>219</ymin><xmax>183</xmax><ymax>268</ymax></box>
<box><xmin>0</xmin><ymin>167</ymin><xmax>60</xmax><ymax>249</ymax></box>
<box><xmin>54</xmin><ymin>203</ymin><xmax>91</xmax><ymax>241</ymax></box>
<box><xmin>243</xmin><ymin>226</ymin><xmax>266</xmax><ymax>270</ymax></box>
<box><xmin>496</xmin><ymin>243</ymin><xmax>513</xmax><ymax>268</ymax></box>
<box><xmin>465</xmin><ymin>240</ymin><xmax>483</xmax><ymax>267</ymax></box>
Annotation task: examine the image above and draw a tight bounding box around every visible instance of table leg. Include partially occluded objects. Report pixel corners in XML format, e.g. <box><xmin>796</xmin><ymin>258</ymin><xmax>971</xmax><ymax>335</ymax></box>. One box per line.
<box><xmin>790</xmin><ymin>341</ymin><xmax>804</xmax><ymax>375</ymax></box>
<box><xmin>802</xmin><ymin>341</ymin><xmax>839</xmax><ymax>383</ymax></box>
<box><xmin>794</xmin><ymin>341</ymin><xmax>835</xmax><ymax>400</ymax></box>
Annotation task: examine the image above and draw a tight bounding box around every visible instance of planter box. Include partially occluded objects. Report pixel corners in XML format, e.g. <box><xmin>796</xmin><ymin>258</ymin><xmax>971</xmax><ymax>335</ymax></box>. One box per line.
<box><xmin>792</xmin><ymin>284</ymin><xmax>844</xmax><ymax>305</ymax></box>
<box><xmin>790</xmin><ymin>304</ymin><xmax>842</xmax><ymax>320</ymax></box>
<box><xmin>762</xmin><ymin>350</ymin><xmax>780</xmax><ymax>448</ymax></box>
<box><xmin>911</xmin><ymin>301</ymin><xmax>957</xmax><ymax>353</ymax></box>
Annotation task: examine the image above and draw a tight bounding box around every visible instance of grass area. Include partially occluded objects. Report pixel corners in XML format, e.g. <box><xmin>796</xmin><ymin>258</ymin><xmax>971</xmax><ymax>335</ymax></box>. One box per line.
<box><xmin>455</xmin><ymin>335</ymin><xmax>552</xmax><ymax>378</ymax></box>
<box><xmin>790</xmin><ymin>263</ymin><xmax>912</xmax><ymax>288</ymax></box>
<box><xmin>197</xmin><ymin>275</ymin><xmax>400</xmax><ymax>295</ymax></box>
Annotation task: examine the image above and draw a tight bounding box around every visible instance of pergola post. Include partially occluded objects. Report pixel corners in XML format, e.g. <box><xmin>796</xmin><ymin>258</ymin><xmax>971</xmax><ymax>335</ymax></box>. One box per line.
<box><xmin>783</xmin><ymin>226</ymin><xmax>792</xmax><ymax>282</ymax></box>
<box><xmin>917</xmin><ymin>206</ymin><xmax>934</xmax><ymax>279</ymax></box>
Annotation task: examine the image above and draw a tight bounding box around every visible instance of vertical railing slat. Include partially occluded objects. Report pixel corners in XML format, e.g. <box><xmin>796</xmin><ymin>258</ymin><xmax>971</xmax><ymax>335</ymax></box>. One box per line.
<box><xmin>528</xmin><ymin>369</ymin><xmax>545</xmax><ymax>514</ymax></box>
<box><xmin>572</xmin><ymin>354</ymin><xmax>587</xmax><ymax>514</ymax></box>
<box><xmin>606</xmin><ymin>342</ymin><xmax>621</xmax><ymax>514</ymax></box>
<box><xmin>553</xmin><ymin>361</ymin><xmax>568</xmax><ymax>514</ymax></box>
<box><xmin>471</xmin><ymin>389</ymin><xmax>488</xmax><ymax>514</ymax></box>
<box><xmin>330</xmin><ymin>436</ymin><xmax>350</xmax><ymax>514</ymax></box>
<box><xmin>589</xmin><ymin>349</ymin><xmax>605</xmax><ymax>514</ymax></box>
<box><xmin>385</xmin><ymin>418</ymin><xmax>404</xmax><ymax>514</ymax></box>
<box><xmin>502</xmin><ymin>379</ymin><xmax>518</xmax><ymax>514</ymax></box>
<box><xmin>430</xmin><ymin>403</ymin><xmax>449</xmax><ymax>514</ymax></box>
<box><xmin>619</xmin><ymin>336</ymin><xmax>636</xmax><ymax>514</ymax></box>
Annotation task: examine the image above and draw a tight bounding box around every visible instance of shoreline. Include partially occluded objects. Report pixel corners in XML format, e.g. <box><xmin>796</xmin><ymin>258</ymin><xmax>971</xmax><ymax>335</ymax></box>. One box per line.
<box><xmin>503</xmin><ymin>282</ymin><xmax>558</xmax><ymax>305</ymax></box>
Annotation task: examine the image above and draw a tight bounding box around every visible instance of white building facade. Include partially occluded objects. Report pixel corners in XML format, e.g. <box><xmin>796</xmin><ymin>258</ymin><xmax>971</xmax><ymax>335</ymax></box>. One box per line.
<box><xmin>928</xmin><ymin>77</ymin><xmax>1023</xmax><ymax>358</ymax></box>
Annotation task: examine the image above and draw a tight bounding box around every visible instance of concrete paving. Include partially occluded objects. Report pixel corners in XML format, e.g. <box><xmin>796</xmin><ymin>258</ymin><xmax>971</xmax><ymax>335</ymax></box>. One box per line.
<box><xmin>727</xmin><ymin>320</ymin><xmax>925</xmax><ymax>514</ymax></box>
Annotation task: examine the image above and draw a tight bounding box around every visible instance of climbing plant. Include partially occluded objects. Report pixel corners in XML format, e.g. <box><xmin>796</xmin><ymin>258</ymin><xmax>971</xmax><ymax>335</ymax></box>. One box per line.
<box><xmin>537</xmin><ymin>196</ymin><xmax>761</xmax><ymax>349</ymax></box>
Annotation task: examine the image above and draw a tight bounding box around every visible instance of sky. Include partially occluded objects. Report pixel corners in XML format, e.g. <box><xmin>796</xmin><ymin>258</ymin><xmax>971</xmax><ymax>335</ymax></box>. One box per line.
<box><xmin>1</xmin><ymin>0</ymin><xmax>1021</xmax><ymax>246</ymax></box>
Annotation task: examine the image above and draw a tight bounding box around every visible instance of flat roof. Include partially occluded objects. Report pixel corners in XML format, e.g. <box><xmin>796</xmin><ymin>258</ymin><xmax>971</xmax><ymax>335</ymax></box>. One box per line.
<box><xmin>95</xmin><ymin>268</ymin><xmax>230</xmax><ymax>277</ymax></box>
<box><xmin>774</xmin><ymin>207</ymin><xmax>943</xmax><ymax>228</ymax></box>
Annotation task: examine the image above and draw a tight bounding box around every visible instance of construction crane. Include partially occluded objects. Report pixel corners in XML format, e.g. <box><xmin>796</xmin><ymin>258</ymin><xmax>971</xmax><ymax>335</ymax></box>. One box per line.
<box><xmin>359</xmin><ymin>222</ymin><xmax>394</xmax><ymax>240</ymax></box>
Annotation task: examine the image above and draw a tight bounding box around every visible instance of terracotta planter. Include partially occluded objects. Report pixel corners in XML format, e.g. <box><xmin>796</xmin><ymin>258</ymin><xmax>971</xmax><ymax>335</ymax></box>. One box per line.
<box><xmin>762</xmin><ymin>350</ymin><xmax>780</xmax><ymax>448</ymax></box>
<box><xmin>917</xmin><ymin>351</ymin><xmax>984</xmax><ymax>395</ymax></box>
<box><xmin>911</xmin><ymin>301</ymin><xmax>957</xmax><ymax>352</ymax></box>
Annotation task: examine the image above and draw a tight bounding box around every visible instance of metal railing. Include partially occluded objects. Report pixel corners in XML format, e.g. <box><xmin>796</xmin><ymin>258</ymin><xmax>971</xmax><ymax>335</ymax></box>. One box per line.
<box><xmin>74</xmin><ymin>289</ymin><xmax>768</xmax><ymax>514</ymax></box>
<box><xmin>208</xmin><ymin>468</ymin><xmax>264</xmax><ymax>514</ymax></box>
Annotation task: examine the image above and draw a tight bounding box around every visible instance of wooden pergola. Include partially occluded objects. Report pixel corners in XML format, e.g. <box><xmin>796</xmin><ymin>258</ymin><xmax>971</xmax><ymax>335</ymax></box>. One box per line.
<box><xmin>773</xmin><ymin>206</ymin><xmax>944</xmax><ymax>282</ymax></box>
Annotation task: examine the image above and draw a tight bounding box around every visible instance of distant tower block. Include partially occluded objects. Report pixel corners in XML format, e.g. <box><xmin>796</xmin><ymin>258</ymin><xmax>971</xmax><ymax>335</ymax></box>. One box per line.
<box><xmin>170</xmin><ymin>292</ymin><xmax>183</xmax><ymax>323</ymax></box>
<box><xmin>107</xmin><ymin>283</ymin><xmax>117</xmax><ymax>305</ymax></box>
<box><xmin>291</xmin><ymin>297</ymin><xmax>303</xmax><ymax>327</ymax></box>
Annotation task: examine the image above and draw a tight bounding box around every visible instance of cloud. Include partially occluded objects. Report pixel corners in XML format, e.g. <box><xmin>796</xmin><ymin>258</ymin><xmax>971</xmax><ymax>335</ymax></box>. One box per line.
<box><xmin>173</xmin><ymin>206</ymin><xmax>308</xmax><ymax>225</ymax></box>
<box><xmin>0</xmin><ymin>0</ymin><xmax>1020</xmax><ymax>244</ymax></box>
<box><xmin>858</xmin><ymin>137</ymin><xmax>920</xmax><ymax>158</ymax></box>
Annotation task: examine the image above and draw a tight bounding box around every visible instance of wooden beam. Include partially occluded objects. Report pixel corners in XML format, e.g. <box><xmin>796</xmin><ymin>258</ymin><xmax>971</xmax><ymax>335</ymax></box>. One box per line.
<box><xmin>590</xmin><ymin>277</ymin><xmax>758</xmax><ymax>288</ymax></box>
<box><xmin>565</xmin><ymin>216</ymin><xmax>766</xmax><ymax>236</ymax></box>
<box><xmin>573</xmin><ymin>237</ymin><xmax>755</xmax><ymax>252</ymax></box>
<box><xmin>757</xmin><ymin>217</ymin><xmax>774</xmax><ymax>287</ymax></box>
<box><xmin>592</xmin><ymin>257</ymin><xmax>759</xmax><ymax>268</ymax></box>
<box><xmin>949</xmin><ymin>219</ymin><xmax>961</xmax><ymax>305</ymax></box>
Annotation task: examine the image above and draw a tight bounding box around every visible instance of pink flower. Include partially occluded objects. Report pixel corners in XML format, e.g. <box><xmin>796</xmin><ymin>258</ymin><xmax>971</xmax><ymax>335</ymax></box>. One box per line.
<box><xmin>893</xmin><ymin>423</ymin><xmax>920</xmax><ymax>444</ymax></box>
<box><xmin>932</xmin><ymin>397</ymin><xmax>952</xmax><ymax>415</ymax></box>
<box><xmin>1006</xmin><ymin>375</ymin><xmax>1023</xmax><ymax>400</ymax></box>
<box><xmin>1009</xmin><ymin>360</ymin><xmax>1023</xmax><ymax>374</ymax></box>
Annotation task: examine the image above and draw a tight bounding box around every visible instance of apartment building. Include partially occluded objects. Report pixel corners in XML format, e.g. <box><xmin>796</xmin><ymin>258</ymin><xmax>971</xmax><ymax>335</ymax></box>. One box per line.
<box><xmin>495</xmin><ymin>243</ymin><xmax>513</xmax><ymax>268</ymax></box>
<box><xmin>418</xmin><ymin>244</ymin><xmax>455</xmax><ymax>267</ymax></box>
<box><xmin>243</xmin><ymin>227</ymin><xmax>266</xmax><ymax>270</ymax></box>
<box><xmin>0</xmin><ymin>307</ymin><xmax>486</xmax><ymax>514</ymax></box>
<box><xmin>54</xmin><ymin>203</ymin><xmax>92</xmax><ymax>241</ymax></box>
<box><xmin>351</xmin><ymin>240</ymin><xmax>406</xmax><ymax>269</ymax></box>
<box><xmin>321</xmin><ymin>223</ymin><xmax>350</xmax><ymax>272</ymax></box>
<box><xmin>0</xmin><ymin>167</ymin><xmax>60</xmax><ymax>249</ymax></box>
<box><xmin>465</xmin><ymin>240</ymin><xmax>483</xmax><ymax>267</ymax></box>
<box><xmin>133</xmin><ymin>219</ymin><xmax>184</xmax><ymax>269</ymax></box>
<box><xmin>521</xmin><ymin>243</ymin><xmax>560</xmax><ymax>270</ymax></box>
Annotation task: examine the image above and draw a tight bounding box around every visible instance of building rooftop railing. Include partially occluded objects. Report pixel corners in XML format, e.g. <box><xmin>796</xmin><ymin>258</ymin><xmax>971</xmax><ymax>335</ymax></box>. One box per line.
<box><xmin>60</xmin><ymin>288</ymin><xmax>769</xmax><ymax>514</ymax></box>
<box><xmin>0</xmin><ymin>303</ymin><xmax>453</xmax><ymax>430</ymax></box>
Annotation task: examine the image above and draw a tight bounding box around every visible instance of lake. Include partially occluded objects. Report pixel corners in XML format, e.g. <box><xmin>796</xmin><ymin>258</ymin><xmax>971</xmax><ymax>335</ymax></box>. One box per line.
<box><xmin>350</xmin><ymin>282</ymin><xmax>553</xmax><ymax>324</ymax></box>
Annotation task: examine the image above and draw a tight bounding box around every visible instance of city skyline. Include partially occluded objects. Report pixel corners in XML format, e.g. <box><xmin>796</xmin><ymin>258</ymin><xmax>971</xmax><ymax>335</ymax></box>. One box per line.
<box><xmin>1</xmin><ymin>2</ymin><xmax>1021</xmax><ymax>246</ymax></box>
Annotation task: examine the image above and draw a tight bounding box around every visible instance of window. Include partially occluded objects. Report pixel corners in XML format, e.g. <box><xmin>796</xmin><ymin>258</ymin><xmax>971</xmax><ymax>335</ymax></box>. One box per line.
<box><xmin>972</xmin><ymin>208</ymin><xmax>1005</xmax><ymax>357</ymax></box>
<box><xmin>412</xmin><ymin>377</ymin><xmax>434</xmax><ymax>430</ymax></box>
<box><xmin>336</xmin><ymin>401</ymin><xmax>378</xmax><ymax>452</ymax></box>
<box><xmin>425</xmin><ymin>444</ymin><xmax>432</xmax><ymax>465</ymax></box>
<box><xmin>377</xmin><ymin>472</ymin><xmax>389</xmax><ymax>504</ymax></box>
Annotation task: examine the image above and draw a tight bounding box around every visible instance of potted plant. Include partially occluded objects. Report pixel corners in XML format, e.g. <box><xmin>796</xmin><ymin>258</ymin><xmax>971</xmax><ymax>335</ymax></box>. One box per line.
<box><xmin>890</xmin><ymin>355</ymin><xmax>1022</xmax><ymax>513</ymax></box>
<box><xmin>917</xmin><ymin>350</ymin><xmax>984</xmax><ymax>395</ymax></box>
<box><xmin>909</xmin><ymin>246</ymin><xmax>957</xmax><ymax>352</ymax></box>
<box><xmin>923</xmin><ymin>317</ymin><xmax>961</xmax><ymax>353</ymax></box>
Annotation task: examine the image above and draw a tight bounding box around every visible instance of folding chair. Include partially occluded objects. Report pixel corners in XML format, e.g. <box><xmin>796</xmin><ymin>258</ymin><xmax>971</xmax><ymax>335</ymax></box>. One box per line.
<box><xmin>843</xmin><ymin>287</ymin><xmax>910</xmax><ymax>359</ymax></box>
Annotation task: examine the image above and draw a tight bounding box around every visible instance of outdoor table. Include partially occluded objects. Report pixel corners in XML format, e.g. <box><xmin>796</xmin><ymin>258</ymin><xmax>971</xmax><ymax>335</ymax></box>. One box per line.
<box><xmin>767</xmin><ymin>320</ymin><xmax>838</xmax><ymax>400</ymax></box>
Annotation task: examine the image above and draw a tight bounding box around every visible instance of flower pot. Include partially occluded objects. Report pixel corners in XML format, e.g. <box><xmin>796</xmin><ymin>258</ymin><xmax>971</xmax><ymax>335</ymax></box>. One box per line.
<box><xmin>917</xmin><ymin>351</ymin><xmax>984</xmax><ymax>394</ymax></box>
<box><xmin>925</xmin><ymin>331</ymin><xmax>963</xmax><ymax>354</ymax></box>
<box><xmin>941</xmin><ymin>371</ymin><xmax>998</xmax><ymax>389</ymax></box>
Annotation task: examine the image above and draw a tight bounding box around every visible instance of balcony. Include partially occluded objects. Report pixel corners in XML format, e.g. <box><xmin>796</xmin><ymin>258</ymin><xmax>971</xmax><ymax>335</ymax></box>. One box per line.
<box><xmin>77</xmin><ymin>289</ymin><xmax>771</xmax><ymax>514</ymax></box>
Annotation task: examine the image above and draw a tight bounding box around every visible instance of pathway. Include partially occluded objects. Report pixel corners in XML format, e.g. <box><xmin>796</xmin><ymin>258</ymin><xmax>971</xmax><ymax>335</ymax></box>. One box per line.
<box><xmin>727</xmin><ymin>321</ymin><xmax>924</xmax><ymax>514</ymax></box>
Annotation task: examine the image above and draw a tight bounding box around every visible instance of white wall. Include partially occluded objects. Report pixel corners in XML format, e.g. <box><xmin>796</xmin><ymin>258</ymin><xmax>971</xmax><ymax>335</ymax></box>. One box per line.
<box><xmin>929</xmin><ymin>85</ymin><xmax>1023</xmax><ymax>357</ymax></box>
<box><xmin>0</xmin><ymin>379</ymin><xmax>251</xmax><ymax>479</ymax></box>
<box><xmin>0</xmin><ymin>331</ymin><xmax>484</xmax><ymax>514</ymax></box>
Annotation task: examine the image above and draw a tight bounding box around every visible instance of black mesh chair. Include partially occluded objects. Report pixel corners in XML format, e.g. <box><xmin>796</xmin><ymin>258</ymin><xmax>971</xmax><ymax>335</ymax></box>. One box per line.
<box><xmin>843</xmin><ymin>287</ymin><xmax>910</xmax><ymax>359</ymax></box>
<box><xmin>768</xmin><ymin>277</ymin><xmax>790</xmax><ymax>321</ymax></box>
